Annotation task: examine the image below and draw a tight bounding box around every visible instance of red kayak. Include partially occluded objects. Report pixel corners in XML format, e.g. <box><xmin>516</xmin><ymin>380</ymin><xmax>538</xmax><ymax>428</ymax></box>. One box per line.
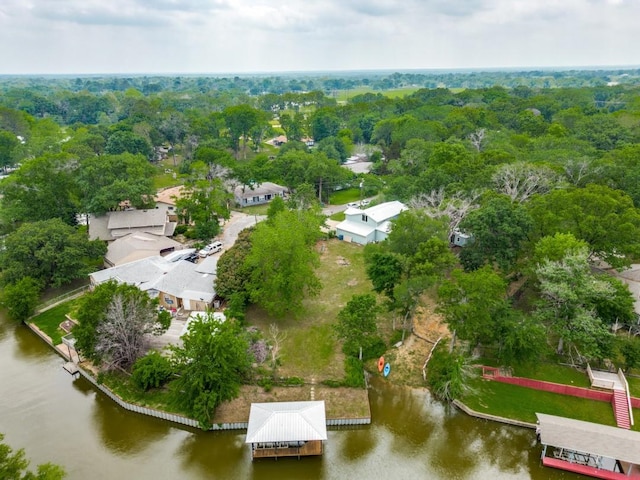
<box><xmin>377</xmin><ymin>356</ymin><xmax>385</xmax><ymax>373</ymax></box>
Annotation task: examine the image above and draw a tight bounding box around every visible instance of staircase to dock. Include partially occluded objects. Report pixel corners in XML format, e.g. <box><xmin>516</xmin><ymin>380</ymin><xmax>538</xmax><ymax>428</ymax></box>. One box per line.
<box><xmin>613</xmin><ymin>389</ymin><xmax>631</xmax><ymax>429</ymax></box>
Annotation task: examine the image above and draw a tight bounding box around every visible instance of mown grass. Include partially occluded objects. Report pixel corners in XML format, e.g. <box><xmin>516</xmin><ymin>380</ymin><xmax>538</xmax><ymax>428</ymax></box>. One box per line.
<box><xmin>329</xmin><ymin>212</ymin><xmax>345</xmax><ymax>221</ymax></box>
<box><xmin>511</xmin><ymin>362</ymin><xmax>591</xmax><ymax>388</ymax></box>
<box><xmin>237</xmin><ymin>204</ymin><xmax>270</xmax><ymax>216</ymax></box>
<box><xmin>329</xmin><ymin>188</ymin><xmax>362</xmax><ymax>205</ymax></box>
<box><xmin>462</xmin><ymin>376</ymin><xmax>620</xmax><ymax>426</ymax></box>
<box><xmin>29</xmin><ymin>300</ymin><xmax>79</xmax><ymax>345</ymax></box>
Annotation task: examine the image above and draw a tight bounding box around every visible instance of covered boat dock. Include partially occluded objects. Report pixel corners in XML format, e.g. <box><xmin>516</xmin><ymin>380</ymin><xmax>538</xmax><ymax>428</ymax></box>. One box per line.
<box><xmin>245</xmin><ymin>400</ymin><xmax>327</xmax><ymax>460</ymax></box>
<box><xmin>536</xmin><ymin>413</ymin><xmax>640</xmax><ymax>479</ymax></box>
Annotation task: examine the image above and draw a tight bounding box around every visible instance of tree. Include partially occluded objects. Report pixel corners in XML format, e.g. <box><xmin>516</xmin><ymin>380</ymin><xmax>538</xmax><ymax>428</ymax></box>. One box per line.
<box><xmin>0</xmin><ymin>219</ymin><xmax>106</xmax><ymax>288</ymax></box>
<box><xmin>528</xmin><ymin>184</ymin><xmax>640</xmax><ymax>269</ymax></box>
<box><xmin>0</xmin><ymin>433</ymin><xmax>65</xmax><ymax>480</ymax></box>
<box><xmin>77</xmin><ymin>153</ymin><xmax>156</xmax><ymax>215</ymax></box>
<box><xmin>214</xmin><ymin>228</ymin><xmax>253</xmax><ymax>300</ymax></box>
<box><xmin>426</xmin><ymin>344</ymin><xmax>475</xmax><ymax>403</ymax></box>
<box><xmin>386</xmin><ymin>210</ymin><xmax>449</xmax><ymax>258</ymax></box>
<box><xmin>94</xmin><ymin>290</ymin><xmax>164</xmax><ymax>371</ymax></box>
<box><xmin>1</xmin><ymin>277</ymin><xmax>41</xmax><ymax>322</ymax></box>
<box><xmin>0</xmin><ymin>154</ymin><xmax>79</xmax><ymax>226</ymax></box>
<box><xmin>364</xmin><ymin>247</ymin><xmax>403</xmax><ymax>300</ymax></box>
<box><xmin>244</xmin><ymin>209</ymin><xmax>322</xmax><ymax>317</ymax></box>
<box><xmin>335</xmin><ymin>294</ymin><xmax>382</xmax><ymax>360</ymax></box>
<box><xmin>535</xmin><ymin>248</ymin><xmax>614</xmax><ymax>361</ymax></box>
<box><xmin>437</xmin><ymin>266</ymin><xmax>509</xmax><ymax>351</ymax></box>
<box><xmin>492</xmin><ymin>162</ymin><xmax>557</xmax><ymax>203</ymax></box>
<box><xmin>175</xmin><ymin>177</ymin><xmax>231</xmax><ymax>240</ymax></box>
<box><xmin>105</xmin><ymin>130</ymin><xmax>152</xmax><ymax>158</ymax></box>
<box><xmin>74</xmin><ymin>281</ymin><xmax>120</xmax><ymax>360</ymax></box>
<box><xmin>223</xmin><ymin>105</ymin><xmax>263</xmax><ymax>159</ymax></box>
<box><xmin>459</xmin><ymin>195</ymin><xmax>532</xmax><ymax>272</ymax></box>
<box><xmin>169</xmin><ymin>314</ymin><xmax>252</xmax><ymax>428</ymax></box>
<box><xmin>0</xmin><ymin>129</ymin><xmax>19</xmax><ymax>170</ymax></box>
<box><xmin>131</xmin><ymin>351</ymin><xmax>174</xmax><ymax>391</ymax></box>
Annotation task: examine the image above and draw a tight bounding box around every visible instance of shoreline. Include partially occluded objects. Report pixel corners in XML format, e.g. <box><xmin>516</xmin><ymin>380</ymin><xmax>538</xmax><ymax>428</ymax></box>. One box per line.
<box><xmin>25</xmin><ymin>321</ymin><xmax>372</xmax><ymax>430</ymax></box>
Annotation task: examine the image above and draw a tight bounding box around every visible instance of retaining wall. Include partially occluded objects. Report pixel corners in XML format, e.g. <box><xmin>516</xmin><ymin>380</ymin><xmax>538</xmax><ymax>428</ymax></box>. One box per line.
<box><xmin>489</xmin><ymin>376</ymin><xmax>614</xmax><ymax>402</ymax></box>
<box><xmin>452</xmin><ymin>400</ymin><xmax>537</xmax><ymax>429</ymax></box>
<box><xmin>25</xmin><ymin>321</ymin><xmax>371</xmax><ymax>431</ymax></box>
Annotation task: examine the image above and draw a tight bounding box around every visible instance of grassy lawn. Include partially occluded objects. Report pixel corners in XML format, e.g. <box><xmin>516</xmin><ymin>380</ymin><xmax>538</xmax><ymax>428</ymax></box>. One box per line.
<box><xmin>511</xmin><ymin>362</ymin><xmax>591</xmax><ymax>388</ymax></box>
<box><xmin>236</xmin><ymin>204</ymin><xmax>270</xmax><ymax>216</ymax></box>
<box><xmin>462</xmin><ymin>376</ymin><xmax>620</xmax><ymax>427</ymax></box>
<box><xmin>245</xmin><ymin>239</ymin><xmax>390</xmax><ymax>382</ymax></box>
<box><xmin>329</xmin><ymin>212</ymin><xmax>345</xmax><ymax>221</ymax></box>
<box><xmin>329</xmin><ymin>188</ymin><xmax>361</xmax><ymax>205</ymax></box>
<box><xmin>29</xmin><ymin>300</ymin><xmax>79</xmax><ymax>345</ymax></box>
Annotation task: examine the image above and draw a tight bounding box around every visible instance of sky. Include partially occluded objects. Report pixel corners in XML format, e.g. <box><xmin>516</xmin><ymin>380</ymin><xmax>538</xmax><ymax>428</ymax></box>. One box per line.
<box><xmin>0</xmin><ymin>0</ymin><xmax>638</xmax><ymax>75</ymax></box>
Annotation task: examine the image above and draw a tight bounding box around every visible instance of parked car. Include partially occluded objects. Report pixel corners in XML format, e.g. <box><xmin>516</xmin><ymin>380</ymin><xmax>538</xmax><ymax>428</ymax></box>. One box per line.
<box><xmin>359</xmin><ymin>199</ymin><xmax>371</xmax><ymax>207</ymax></box>
<box><xmin>184</xmin><ymin>252</ymin><xmax>199</xmax><ymax>263</ymax></box>
<box><xmin>347</xmin><ymin>202</ymin><xmax>360</xmax><ymax>208</ymax></box>
<box><xmin>198</xmin><ymin>241</ymin><xmax>223</xmax><ymax>257</ymax></box>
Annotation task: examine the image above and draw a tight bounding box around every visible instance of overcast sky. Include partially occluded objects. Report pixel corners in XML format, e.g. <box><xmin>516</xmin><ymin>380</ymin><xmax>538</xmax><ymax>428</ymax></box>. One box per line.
<box><xmin>0</xmin><ymin>0</ymin><xmax>637</xmax><ymax>75</ymax></box>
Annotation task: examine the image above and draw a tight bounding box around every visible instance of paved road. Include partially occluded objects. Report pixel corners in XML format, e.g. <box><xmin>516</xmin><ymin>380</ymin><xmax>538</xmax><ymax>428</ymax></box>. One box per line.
<box><xmin>220</xmin><ymin>211</ymin><xmax>265</xmax><ymax>248</ymax></box>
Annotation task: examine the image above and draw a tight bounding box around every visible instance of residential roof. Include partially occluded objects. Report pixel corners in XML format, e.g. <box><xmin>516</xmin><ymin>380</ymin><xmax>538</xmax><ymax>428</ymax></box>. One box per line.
<box><xmin>536</xmin><ymin>413</ymin><xmax>640</xmax><ymax>464</ymax></box>
<box><xmin>234</xmin><ymin>182</ymin><xmax>287</xmax><ymax>199</ymax></box>
<box><xmin>245</xmin><ymin>401</ymin><xmax>327</xmax><ymax>444</ymax></box>
<box><xmin>155</xmin><ymin>185</ymin><xmax>185</xmax><ymax>206</ymax></box>
<box><xmin>89</xmin><ymin>209</ymin><xmax>176</xmax><ymax>241</ymax></box>
<box><xmin>335</xmin><ymin>219</ymin><xmax>376</xmax><ymax>238</ymax></box>
<box><xmin>105</xmin><ymin>232</ymin><xmax>183</xmax><ymax>266</ymax></box>
<box><xmin>363</xmin><ymin>200</ymin><xmax>408</xmax><ymax>223</ymax></box>
<box><xmin>107</xmin><ymin>209</ymin><xmax>167</xmax><ymax>229</ymax></box>
<box><xmin>90</xmin><ymin>252</ymin><xmax>215</xmax><ymax>303</ymax></box>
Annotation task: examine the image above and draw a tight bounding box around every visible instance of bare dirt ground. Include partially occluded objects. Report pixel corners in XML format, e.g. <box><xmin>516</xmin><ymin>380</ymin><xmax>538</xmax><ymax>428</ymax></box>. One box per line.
<box><xmin>377</xmin><ymin>295</ymin><xmax>450</xmax><ymax>387</ymax></box>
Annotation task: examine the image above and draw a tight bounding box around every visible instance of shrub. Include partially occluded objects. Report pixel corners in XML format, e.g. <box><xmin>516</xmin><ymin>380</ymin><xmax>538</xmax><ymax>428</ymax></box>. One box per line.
<box><xmin>281</xmin><ymin>376</ymin><xmax>304</xmax><ymax>386</ymax></box>
<box><xmin>174</xmin><ymin>224</ymin><xmax>189</xmax><ymax>235</ymax></box>
<box><xmin>131</xmin><ymin>351</ymin><xmax>173</xmax><ymax>391</ymax></box>
<box><xmin>343</xmin><ymin>357</ymin><xmax>365</xmax><ymax>388</ymax></box>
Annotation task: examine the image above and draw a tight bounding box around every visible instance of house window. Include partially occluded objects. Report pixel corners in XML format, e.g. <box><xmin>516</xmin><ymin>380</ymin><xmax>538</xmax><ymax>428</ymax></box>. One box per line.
<box><xmin>253</xmin><ymin>196</ymin><xmax>259</xmax><ymax>203</ymax></box>
<box><xmin>243</xmin><ymin>198</ymin><xmax>248</xmax><ymax>204</ymax></box>
<box><xmin>265</xmin><ymin>194</ymin><xmax>272</xmax><ymax>200</ymax></box>
<box><xmin>362</xmin><ymin>215</ymin><xmax>368</xmax><ymax>222</ymax></box>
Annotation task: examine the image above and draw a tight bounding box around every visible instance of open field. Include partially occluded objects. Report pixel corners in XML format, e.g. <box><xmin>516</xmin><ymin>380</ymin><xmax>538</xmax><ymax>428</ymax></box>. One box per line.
<box><xmin>245</xmin><ymin>238</ymin><xmax>392</xmax><ymax>382</ymax></box>
<box><xmin>333</xmin><ymin>86</ymin><xmax>422</xmax><ymax>102</ymax></box>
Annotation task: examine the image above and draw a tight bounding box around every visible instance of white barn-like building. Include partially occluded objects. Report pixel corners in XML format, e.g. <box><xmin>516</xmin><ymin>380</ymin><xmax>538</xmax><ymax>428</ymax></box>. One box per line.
<box><xmin>335</xmin><ymin>201</ymin><xmax>408</xmax><ymax>245</ymax></box>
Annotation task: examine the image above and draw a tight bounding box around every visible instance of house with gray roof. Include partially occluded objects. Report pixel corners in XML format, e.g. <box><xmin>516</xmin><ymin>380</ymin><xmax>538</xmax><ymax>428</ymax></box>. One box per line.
<box><xmin>89</xmin><ymin>209</ymin><xmax>177</xmax><ymax>242</ymax></box>
<box><xmin>90</xmin><ymin>250</ymin><xmax>215</xmax><ymax>312</ymax></box>
<box><xmin>104</xmin><ymin>232</ymin><xmax>183</xmax><ymax>267</ymax></box>
<box><xmin>335</xmin><ymin>200</ymin><xmax>408</xmax><ymax>245</ymax></box>
<box><xmin>234</xmin><ymin>182</ymin><xmax>287</xmax><ymax>208</ymax></box>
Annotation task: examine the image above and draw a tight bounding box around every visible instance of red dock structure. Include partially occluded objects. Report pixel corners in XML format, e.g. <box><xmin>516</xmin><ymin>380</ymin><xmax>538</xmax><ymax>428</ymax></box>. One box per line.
<box><xmin>536</xmin><ymin>413</ymin><xmax>640</xmax><ymax>479</ymax></box>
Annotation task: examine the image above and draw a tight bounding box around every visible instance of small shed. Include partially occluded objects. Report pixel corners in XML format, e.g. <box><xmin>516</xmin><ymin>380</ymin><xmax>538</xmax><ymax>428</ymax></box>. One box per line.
<box><xmin>245</xmin><ymin>401</ymin><xmax>327</xmax><ymax>460</ymax></box>
<box><xmin>450</xmin><ymin>230</ymin><xmax>473</xmax><ymax>247</ymax></box>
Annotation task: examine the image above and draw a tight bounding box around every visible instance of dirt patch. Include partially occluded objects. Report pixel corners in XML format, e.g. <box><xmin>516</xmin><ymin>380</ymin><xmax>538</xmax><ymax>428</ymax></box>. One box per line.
<box><xmin>381</xmin><ymin>295</ymin><xmax>450</xmax><ymax>387</ymax></box>
<box><xmin>336</xmin><ymin>256</ymin><xmax>350</xmax><ymax>266</ymax></box>
<box><xmin>213</xmin><ymin>384</ymin><xmax>370</xmax><ymax>424</ymax></box>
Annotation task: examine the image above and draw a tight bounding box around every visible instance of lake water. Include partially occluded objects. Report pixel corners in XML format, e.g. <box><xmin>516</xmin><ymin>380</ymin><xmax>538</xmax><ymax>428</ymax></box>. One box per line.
<box><xmin>0</xmin><ymin>315</ymin><xmax>581</xmax><ymax>479</ymax></box>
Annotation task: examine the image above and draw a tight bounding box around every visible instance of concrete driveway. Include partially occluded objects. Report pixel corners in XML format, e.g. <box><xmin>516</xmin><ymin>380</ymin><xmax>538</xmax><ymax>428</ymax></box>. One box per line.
<box><xmin>220</xmin><ymin>211</ymin><xmax>265</xmax><ymax>249</ymax></box>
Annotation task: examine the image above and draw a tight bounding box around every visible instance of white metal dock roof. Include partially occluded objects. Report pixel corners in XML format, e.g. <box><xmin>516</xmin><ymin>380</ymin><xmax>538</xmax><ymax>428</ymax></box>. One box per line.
<box><xmin>245</xmin><ymin>401</ymin><xmax>327</xmax><ymax>444</ymax></box>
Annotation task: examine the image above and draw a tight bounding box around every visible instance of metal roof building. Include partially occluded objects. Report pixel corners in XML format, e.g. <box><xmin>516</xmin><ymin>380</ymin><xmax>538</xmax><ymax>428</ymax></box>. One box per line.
<box><xmin>536</xmin><ymin>413</ymin><xmax>640</xmax><ymax>478</ymax></box>
<box><xmin>245</xmin><ymin>401</ymin><xmax>327</xmax><ymax>459</ymax></box>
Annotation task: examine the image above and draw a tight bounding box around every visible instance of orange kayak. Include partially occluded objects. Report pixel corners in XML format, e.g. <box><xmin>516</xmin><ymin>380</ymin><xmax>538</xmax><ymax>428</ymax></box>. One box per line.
<box><xmin>378</xmin><ymin>356</ymin><xmax>385</xmax><ymax>373</ymax></box>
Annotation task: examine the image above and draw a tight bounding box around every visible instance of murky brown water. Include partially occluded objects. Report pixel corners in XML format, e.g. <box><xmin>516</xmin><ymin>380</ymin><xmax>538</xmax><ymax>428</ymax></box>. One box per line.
<box><xmin>0</xmin><ymin>315</ymin><xmax>582</xmax><ymax>479</ymax></box>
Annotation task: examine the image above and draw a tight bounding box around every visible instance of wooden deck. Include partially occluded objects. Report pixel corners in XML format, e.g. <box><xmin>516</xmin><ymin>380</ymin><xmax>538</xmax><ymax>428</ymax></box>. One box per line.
<box><xmin>251</xmin><ymin>440</ymin><xmax>323</xmax><ymax>459</ymax></box>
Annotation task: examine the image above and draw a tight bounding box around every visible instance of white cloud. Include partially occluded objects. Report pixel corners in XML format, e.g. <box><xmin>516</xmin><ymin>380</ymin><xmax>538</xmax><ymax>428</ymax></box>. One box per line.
<box><xmin>0</xmin><ymin>0</ymin><xmax>637</xmax><ymax>74</ymax></box>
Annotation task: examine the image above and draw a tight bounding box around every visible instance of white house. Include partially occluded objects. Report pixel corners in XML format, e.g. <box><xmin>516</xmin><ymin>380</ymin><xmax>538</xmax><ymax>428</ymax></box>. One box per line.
<box><xmin>89</xmin><ymin>250</ymin><xmax>216</xmax><ymax>312</ymax></box>
<box><xmin>335</xmin><ymin>200</ymin><xmax>408</xmax><ymax>245</ymax></box>
<box><xmin>234</xmin><ymin>182</ymin><xmax>288</xmax><ymax>208</ymax></box>
<box><xmin>104</xmin><ymin>232</ymin><xmax>183</xmax><ymax>267</ymax></box>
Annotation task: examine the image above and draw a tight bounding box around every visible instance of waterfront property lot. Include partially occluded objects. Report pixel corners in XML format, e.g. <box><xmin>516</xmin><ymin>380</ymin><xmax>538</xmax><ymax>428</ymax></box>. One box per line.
<box><xmin>246</xmin><ymin>238</ymin><xmax>392</xmax><ymax>382</ymax></box>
